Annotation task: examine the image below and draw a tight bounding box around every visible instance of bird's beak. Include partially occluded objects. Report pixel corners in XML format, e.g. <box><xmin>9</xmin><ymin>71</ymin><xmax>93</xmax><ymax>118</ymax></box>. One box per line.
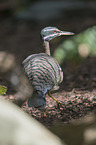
<box><xmin>60</xmin><ymin>31</ymin><xmax>75</xmax><ymax>36</ymax></box>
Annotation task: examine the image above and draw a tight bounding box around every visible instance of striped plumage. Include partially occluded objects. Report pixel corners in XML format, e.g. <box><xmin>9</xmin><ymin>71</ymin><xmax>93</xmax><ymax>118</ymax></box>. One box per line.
<box><xmin>22</xmin><ymin>27</ymin><xmax>74</xmax><ymax>109</ymax></box>
<box><xmin>22</xmin><ymin>53</ymin><xmax>63</xmax><ymax>109</ymax></box>
<box><xmin>22</xmin><ymin>53</ymin><xmax>63</xmax><ymax>93</ymax></box>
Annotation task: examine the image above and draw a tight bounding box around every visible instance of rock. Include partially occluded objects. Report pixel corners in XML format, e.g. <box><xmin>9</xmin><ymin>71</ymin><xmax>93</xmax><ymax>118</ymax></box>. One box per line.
<box><xmin>0</xmin><ymin>97</ymin><xmax>65</xmax><ymax>145</ymax></box>
<box><xmin>50</xmin><ymin>114</ymin><xmax>96</xmax><ymax>145</ymax></box>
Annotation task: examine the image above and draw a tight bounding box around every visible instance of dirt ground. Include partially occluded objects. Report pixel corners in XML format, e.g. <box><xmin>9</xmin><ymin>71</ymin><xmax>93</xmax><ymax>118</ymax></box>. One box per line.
<box><xmin>22</xmin><ymin>57</ymin><xmax>96</xmax><ymax>127</ymax></box>
<box><xmin>0</xmin><ymin>14</ymin><xmax>96</xmax><ymax>127</ymax></box>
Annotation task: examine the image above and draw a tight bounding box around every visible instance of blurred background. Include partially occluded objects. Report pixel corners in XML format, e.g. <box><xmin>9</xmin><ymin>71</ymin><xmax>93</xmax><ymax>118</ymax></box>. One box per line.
<box><xmin>0</xmin><ymin>1</ymin><xmax>96</xmax><ymax>145</ymax></box>
<box><xmin>0</xmin><ymin>0</ymin><xmax>96</xmax><ymax>92</ymax></box>
<box><xmin>0</xmin><ymin>0</ymin><xmax>96</xmax><ymax>63</ymax></box>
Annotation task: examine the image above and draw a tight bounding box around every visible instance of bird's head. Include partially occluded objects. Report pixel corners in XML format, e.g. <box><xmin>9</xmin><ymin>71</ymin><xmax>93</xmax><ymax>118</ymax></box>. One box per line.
<box><xmin>41</xmin><ymin>26</ymin><xmax>74</xmax><ymax>41</ymax></box>
<box><xmin>28</xmin><ymin>90</ymin><xmax>46</xmax><ymax>110</ymax></box>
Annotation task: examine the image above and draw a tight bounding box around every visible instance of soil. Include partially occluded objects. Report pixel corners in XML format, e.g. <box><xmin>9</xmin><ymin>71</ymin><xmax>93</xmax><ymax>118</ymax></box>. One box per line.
<box><xmin>22</xmin><ymin>57</ymin><xmax>96</xmax><ymax>127</ymax></box>
<box><xmin>0</xmin><ymin>13</ymin><xmax>96</xmax><ymax>128</ymax></box>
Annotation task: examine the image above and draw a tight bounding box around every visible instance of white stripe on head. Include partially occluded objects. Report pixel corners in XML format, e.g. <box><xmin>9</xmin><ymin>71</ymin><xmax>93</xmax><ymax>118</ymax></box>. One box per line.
<box><xmin>43</xmin><ymin>33</ymin><xmax>56</xmax><ymax>40</ymax></box>
<box><xmin>43</xmin><ymin>28</ymin><xmax>58</xmax><ymax>32</ymax></box>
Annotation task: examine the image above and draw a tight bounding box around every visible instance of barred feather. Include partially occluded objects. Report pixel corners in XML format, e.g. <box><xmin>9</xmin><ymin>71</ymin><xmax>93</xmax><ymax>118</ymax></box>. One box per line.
<box><xmin>22</xmin><ymin>26</ymin><xmax>74</xmax><ymax>109</ymax></box>
<box><xmin>22</xmin><ymin>53</ymin><xmax>63</xmax><ymax>95</ymax></box>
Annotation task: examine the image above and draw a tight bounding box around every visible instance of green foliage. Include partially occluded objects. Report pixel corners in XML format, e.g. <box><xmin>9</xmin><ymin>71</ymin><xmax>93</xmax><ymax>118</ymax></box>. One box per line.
<box><xmin>0</xmin><ymin>85</ymin><xmax>7</xmax><ymax>95</ymax></box>
<box><xmin>54</xmin><ymin>25</ymin><xmax>96</xmax><ymax>64</ymax></box>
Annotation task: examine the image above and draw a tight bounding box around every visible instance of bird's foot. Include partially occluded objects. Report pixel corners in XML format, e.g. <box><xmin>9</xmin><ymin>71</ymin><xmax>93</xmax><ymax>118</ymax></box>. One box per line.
<box><xmin>47</xmin><ymin>91</ymin><xmax>64</xmax><ymax>109</ymax></box>
<box><xmin>42</xmin><ymin>109</ymin><xmax>46</xmax><ymax>118</ymax></box>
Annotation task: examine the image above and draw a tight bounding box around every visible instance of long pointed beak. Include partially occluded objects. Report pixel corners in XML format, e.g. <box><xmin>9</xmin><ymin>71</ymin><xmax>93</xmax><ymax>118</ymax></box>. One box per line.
<box><xmin>60</xmin><ymin>31</ymin><xmax>75</xmax><ymax>36</ymax></box>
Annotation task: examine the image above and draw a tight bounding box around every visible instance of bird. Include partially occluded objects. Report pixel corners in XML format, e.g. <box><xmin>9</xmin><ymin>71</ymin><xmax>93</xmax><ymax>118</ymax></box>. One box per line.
<box><xmin>22</xmin><ymin>26</ymin><xmax>74</xmax><ymax>115</ymax></box>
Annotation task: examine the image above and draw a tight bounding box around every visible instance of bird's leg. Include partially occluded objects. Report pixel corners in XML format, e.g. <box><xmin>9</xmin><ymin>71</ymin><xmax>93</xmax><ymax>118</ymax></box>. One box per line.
<box><xmin>42</xmin><ymin>109</ymin><xmax>46</xmax><ymax>118</ymax></box>
<box><xmin>47</xmin><ymin>91</ymin><xmax>64</xmax><ymax>108</ymax></box>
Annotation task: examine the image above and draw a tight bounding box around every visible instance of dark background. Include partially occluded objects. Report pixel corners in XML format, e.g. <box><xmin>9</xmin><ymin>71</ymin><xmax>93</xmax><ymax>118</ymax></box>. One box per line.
<box><xmin>0</xmin><ymin>0</ymin><xmax>96</xmax><ymax>128</ymax></box>
<box><xmin>0</xmin><ymin>1</ymin><xmax>96</xmax><ymax>145</ymax></box>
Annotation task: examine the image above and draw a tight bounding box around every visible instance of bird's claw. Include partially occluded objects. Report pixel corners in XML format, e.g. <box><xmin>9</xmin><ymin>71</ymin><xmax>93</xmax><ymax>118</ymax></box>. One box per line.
<box><xmin>56</xmin><ymin>101</ymin><xmax>64</xmax><ymax>109</ymax></box>
<box><xmin>48</xmin><ymin>91</ymin><xmax>64</xmax><ymax>109</ymax></box>
<box><xmin>42</xmin><ymin>109</ymin><xmax>46</xmax><ymax>118</ymax></box>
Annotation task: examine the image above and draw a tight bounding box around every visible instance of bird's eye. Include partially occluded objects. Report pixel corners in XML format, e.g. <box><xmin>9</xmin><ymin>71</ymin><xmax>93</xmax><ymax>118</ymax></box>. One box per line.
<box><xmin>53</xmin><ymin>30</ymin><xmax>56</xmax><ymax>33</ymax></box>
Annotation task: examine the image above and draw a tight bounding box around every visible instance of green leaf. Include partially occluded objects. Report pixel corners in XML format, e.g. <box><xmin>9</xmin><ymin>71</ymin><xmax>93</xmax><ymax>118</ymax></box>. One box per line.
<box><xmin>0</xmin><ymin>85</ymin><xmax>7</xmax><ymax>95</ymax></box>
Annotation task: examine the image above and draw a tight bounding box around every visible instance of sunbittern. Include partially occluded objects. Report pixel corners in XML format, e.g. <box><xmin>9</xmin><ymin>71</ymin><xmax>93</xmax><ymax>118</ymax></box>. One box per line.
<box><xmin>22</xmin><ymin>26</ymin><xmax>74</xmax><ymax>115</ymax></box>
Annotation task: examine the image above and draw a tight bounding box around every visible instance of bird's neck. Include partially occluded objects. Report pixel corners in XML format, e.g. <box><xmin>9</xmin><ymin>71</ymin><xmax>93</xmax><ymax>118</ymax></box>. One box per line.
<box><xmin>43</xmin><ymin>41</ymin><xmax>50</xmax><ymax>55</ymax></box>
